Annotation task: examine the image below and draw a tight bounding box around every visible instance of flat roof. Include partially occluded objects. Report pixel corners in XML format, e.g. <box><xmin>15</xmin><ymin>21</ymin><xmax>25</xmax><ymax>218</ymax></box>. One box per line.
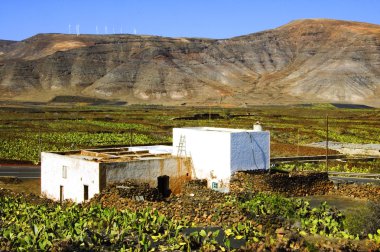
<box><xmin>175</xmin><ymin>127</ymin><xmax>262</xmax><ymax>133</ymax></box>
<box><xmin>46</xmin><ymin>145</ymin><xmax>174</xmax><ymax>163</ymax></box>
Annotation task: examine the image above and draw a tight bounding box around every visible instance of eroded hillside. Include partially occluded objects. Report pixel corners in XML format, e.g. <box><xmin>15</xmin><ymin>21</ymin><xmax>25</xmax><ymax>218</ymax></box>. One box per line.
<box><xmin>0</xmin><ymin>19</ymin><xmax>379</xmax><ymax>106</ymax></box>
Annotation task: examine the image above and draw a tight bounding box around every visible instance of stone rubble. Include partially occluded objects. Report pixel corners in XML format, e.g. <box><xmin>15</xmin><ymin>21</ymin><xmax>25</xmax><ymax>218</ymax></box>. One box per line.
<box><xmin>87</xmin><ymin>170</ymin><xmax>380</xmax><ymax>228</ymax></box>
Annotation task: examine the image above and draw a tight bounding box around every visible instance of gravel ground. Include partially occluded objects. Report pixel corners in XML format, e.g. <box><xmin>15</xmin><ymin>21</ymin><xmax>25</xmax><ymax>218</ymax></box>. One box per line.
<box><xmin>88</xmin><ymin>170</ymin><xmax>380</xmax><ymax>227</ymax></box>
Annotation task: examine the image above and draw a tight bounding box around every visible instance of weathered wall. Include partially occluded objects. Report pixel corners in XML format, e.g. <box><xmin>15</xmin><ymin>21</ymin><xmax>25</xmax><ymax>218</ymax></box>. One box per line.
<box><xmin>103</xmin><ymin>157</ymin><xmax>191</xmax><ymax>194</ymax></box>
<box><xmin>230</xmin><ymin>131</ymin><xmax>270</xmax><ymax>173</ymax></box>
<box><xmin>41</xmin><ymin>152</ymin><xmax>100</xmax><ymax>203</ymax></box>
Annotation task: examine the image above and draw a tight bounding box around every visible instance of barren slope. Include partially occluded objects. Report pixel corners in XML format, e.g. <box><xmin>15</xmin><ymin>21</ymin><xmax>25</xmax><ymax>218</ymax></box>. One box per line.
<box><xmin>0</xmin><ymin>19</ymin><xmax>379</xmax><ymax>106</ymax></box>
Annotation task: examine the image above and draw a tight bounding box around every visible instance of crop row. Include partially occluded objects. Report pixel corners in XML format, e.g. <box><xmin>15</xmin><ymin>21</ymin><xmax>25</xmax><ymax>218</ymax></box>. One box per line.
<box><xmin>1</xmin><ymin>106</ymin><xmax>380</xmax><ymax>163</ymax></box>
<box><xmin>0</xmin><ymin>130</ymin><xmax>170</xmax><ymax>163</ymax></box>
<box><xmin>276</xmin><ymin>160</ymin><xmax>380</xmax><ymax>173</ymax></box>
<box><xmin>1</xmin><ymin>192</ymin><xmax>379</xmax><ymax>251</ymax></box>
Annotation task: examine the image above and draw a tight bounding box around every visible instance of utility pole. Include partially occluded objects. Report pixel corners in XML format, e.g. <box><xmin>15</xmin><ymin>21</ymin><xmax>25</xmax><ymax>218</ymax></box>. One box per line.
<box><xmin>325</xmin><ymin>114</ymin><xmax>329</xmax><ymax>172</ymax></box>
<box><xmin>209</xmin><ymin>105</ymin><xmax>211</xmax><ymax>121</ymax></box>
<box><xmin>297</xmin><ymin>128</ymin><xmax>300</xmax><ymax>156</ymax></box>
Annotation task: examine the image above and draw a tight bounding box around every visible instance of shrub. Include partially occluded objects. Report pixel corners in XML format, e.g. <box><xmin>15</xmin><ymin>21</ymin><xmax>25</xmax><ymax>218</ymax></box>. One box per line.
<box><xmin>345</xmin><ymin>200</ymin><xmax>380</xmax><ymax>237</ymax></box>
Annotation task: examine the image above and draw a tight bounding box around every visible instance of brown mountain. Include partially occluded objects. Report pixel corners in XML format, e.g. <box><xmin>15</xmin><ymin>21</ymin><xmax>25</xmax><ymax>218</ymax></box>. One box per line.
<box><xmin>0</xmin><ymin>19</ymin><xmax>379</xmax><ymax>106</ymax></box>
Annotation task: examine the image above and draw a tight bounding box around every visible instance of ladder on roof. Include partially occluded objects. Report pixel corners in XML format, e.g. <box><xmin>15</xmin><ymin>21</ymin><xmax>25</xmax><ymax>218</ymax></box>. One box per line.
<box><xmin>176</xmin><ymin>135</ymin><xmax>196</xmax><ymax>178</ymax></box>
<box><xmin>176</xmin><ymin>135</ymin><xmax>187</xmax><ymax>157</ymax></box>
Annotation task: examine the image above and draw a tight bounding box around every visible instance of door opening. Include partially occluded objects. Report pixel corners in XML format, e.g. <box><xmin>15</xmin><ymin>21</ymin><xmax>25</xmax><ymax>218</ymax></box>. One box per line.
<box><xmin>157</xmin><ymin>175</ymin><xmax>171</xmax><ymax>197</ymax></box>
<box><xmin>60</xmin><ymin>186</ymin><xmax>64</xmax><ymax>203</ymax></box>
<box><xmin>84</xmin><ymin>185</ymin><xmax>89</xmax><ymax>201</ymax></box>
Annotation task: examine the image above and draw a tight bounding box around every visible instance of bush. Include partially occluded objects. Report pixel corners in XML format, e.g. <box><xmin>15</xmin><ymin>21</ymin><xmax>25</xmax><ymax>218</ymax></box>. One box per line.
<box><xmin>345</xmin><ymin>200</ymin><xmax>380</xmax><ymax>237</ymax></box>
<box><xmin>240</xmin><ymin>193</ymin><xmax>346</xmax><ymax>237</ymax></box>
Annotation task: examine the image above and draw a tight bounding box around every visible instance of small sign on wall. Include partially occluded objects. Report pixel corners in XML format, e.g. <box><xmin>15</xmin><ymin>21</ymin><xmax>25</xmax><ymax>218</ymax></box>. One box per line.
<box><xmin>211</xmin><ymin>182</ymin><xmax>218</xmax><ymax>189</ymax></box>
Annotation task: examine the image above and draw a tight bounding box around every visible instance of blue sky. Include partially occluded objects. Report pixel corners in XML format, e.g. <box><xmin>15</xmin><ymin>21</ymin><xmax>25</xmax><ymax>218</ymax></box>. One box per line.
<box><xmin>1</xmin><ymin>0</ymin><xmax>379</xmax><ymax>41</ymax></box>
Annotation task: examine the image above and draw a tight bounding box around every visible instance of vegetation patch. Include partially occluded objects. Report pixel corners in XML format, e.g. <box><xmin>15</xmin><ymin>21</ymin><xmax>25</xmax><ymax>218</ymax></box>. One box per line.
<box><xmin>1</xmin><ymin>188</ymin><xmax>379</xmax><ymax>251</ymax></box>
<box><xmin>0</xmin><ymin>104</ymin><xmax>379</xmax><ymax>163</ymax></box>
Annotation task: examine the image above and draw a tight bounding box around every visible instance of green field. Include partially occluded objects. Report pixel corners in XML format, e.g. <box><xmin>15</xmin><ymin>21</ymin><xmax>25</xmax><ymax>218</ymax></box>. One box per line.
<box><xmin>0</xmin><ymin>103</ymin><xmax>380</xmax><ymax>164</ymax></box>
<box><xmin>1</xmin><ymin>190</ymin><xmax>379</xmax><ymax>251</ymax></box>
<box><xmin>1</xmin><ymin>103</ymin><xmax>380</xmax><ymax>250</ymax></box>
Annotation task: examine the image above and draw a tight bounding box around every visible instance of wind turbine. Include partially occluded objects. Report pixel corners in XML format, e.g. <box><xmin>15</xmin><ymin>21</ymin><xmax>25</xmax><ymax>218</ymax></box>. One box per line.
<box><xmin>69</xmin><ymin>24</ymin><xmax>71</xmax><ymax>34</ymax></box>
<box><xmin>76</xmin><ymin>24</ymin><xmax>80</xmax><ymax>36</ymax></box>
<box><xmin>105</xmin><ymin>26</ymin><xmax>108</xmax><ymax>34</ymax></box>
<box><xmin>96</xmin><ymin>25</ymin><xmax>99</xmax><ymax>34</ymax></box>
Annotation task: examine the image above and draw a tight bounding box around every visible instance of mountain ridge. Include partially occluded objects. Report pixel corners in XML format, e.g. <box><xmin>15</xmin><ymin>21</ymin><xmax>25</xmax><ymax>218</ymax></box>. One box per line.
<box><xmin>0</xmin><ymin>19</ymin><xmax>379</xmax><ymax>106</ymax></box>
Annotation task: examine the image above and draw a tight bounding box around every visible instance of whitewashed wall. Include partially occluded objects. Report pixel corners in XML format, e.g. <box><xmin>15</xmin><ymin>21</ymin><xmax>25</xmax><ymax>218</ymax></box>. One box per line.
<box><xmin>172</xmin><ymin>128</ymin><xmax>231</xmax><ymax>181</ymax></box>
<box><xmin>41</xmin><ymin>152</ymin><xmax>100</xmax><ymax>203</ymax></box>
<box><xmin>173</xmin><ymin>127</ymin><xmax>270</xmax><ymax>190</ymax></box>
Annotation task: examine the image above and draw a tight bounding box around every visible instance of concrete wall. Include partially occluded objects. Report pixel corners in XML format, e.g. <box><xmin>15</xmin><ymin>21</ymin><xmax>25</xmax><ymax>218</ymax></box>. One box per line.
<box><xmin>103</xmin><ymin>157</ymin><xmax>191</xmax><ymax>194</ymax></box>
<box><xmin>41</xmin><ymin>152</ymin><xmax>100</xmax><ymax>203</ymax></box>
<box><xmin>230</xmin><ymin>131</ymin><xmax>270</xmax><ymax>173</ymax></box>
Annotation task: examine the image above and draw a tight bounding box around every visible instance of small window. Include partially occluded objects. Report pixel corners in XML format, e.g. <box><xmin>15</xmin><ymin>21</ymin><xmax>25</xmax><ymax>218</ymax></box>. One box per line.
<box><xmin>62</xmin><ymin>166</ymin><xmax>67</xmax><ymax>179</ymax></box>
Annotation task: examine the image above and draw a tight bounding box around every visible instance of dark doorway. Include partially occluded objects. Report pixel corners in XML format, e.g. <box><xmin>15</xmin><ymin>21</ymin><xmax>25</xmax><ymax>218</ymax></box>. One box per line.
<box><xmin>84</xmin><ymin>185</ymin><xmax>89</xmax><ymax>201</ymax></box>
<box><xmin>157</xmin><ymin>175</ymin><xmax>171</xmax><ymax>197</ymax></box>
<box><xmin>60</xmin><ymin>186</ymin><xmax>64</xmax><ymax>203</ymax></box>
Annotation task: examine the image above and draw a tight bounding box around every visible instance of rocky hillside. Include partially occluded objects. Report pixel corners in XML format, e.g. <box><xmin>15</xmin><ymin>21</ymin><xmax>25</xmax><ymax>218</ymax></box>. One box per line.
<box><xmin>0</xmin><ymin>19</ymin><xmax>379</xmax><ymax>106</ymax></box>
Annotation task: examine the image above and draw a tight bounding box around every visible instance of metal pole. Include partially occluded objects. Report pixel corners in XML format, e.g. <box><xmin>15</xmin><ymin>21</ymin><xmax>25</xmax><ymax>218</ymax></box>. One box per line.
<box><xmin>325</xmin><ymin>114</ymin><xmax>329</xmax><ymax>172</ymax></box>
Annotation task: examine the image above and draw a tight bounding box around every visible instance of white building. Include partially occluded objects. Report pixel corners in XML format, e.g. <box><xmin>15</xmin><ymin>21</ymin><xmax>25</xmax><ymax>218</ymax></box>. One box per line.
<box><xmin>41</xmin><ymin>127</ymin><xmax>270</xmax><ymax>202</ymax></box>
<box><xmin>172</xmin><ymin>127</ymin><xmax>270</xmax><ymax>191</ymax></box>
<box><xmin>41</xmin><ymin>146</ymin><xmax>191</xmax><ymax>203</ymax></box>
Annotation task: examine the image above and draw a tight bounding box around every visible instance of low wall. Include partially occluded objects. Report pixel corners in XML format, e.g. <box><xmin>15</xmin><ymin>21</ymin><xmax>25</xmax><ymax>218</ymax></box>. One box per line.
<box><xmin>103</xmin><ymin>157</ymin><xmax>192</xmax><ymax>194</ymax></box>
<box><xmin>231</xmin><ymin>171</ymin><xmax>332</xmax><ymax>196</ymax></box>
